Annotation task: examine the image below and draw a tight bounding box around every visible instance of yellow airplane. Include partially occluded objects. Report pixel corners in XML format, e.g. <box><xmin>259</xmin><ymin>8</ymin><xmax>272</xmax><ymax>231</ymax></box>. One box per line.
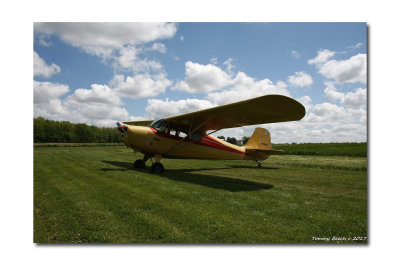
<box><xmin>117</xmin><ymin>94</ymin><xmax>305</xmax><ymax>173</ymax></box>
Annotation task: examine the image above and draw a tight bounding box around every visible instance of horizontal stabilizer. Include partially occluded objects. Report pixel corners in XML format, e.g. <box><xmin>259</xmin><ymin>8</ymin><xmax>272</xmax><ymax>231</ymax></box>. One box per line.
<box><xmin>246</xmin><ymin>149</ymin><xmax>285</xmax><ymax>155</ymax></box>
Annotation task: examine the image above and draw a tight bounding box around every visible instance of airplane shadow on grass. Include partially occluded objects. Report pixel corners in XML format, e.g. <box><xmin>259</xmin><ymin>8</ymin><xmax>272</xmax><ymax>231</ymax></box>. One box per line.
<box><xmin>101</xmin><ymin>160</ymin><xmax>274</xmax><ymax>192</ymax></box>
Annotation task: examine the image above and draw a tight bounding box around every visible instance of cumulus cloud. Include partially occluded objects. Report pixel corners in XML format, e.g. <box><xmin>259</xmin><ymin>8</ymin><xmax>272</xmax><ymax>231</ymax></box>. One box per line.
<box><xmin>66</xmin><ymin>84</ymin><xmax>122</xmax><ymax>106</ymax></box>
<box><xmin>34</xmin><ymin>80</ymin><xmax>69</xmax><ymax>104</ymax></box>
<box><xmin>308</xmin><ymin>49</ymin><xmax>335</xmax><ymax>65</ymax></box>
<box><xmin>318</xmin><ymin>54</ymin><xmax>366</xmax><ymax>83</ymax></box>
<box><xmin>173</xmin><ymin>61</ymin><xmax>232</xmax><ymax>93</ymax></box>
<box><xmin>287</xmin><ymin>71</ymin><xmax>313</xmax><ymax>87</ymax></box>
<box><xmin>110</xmin><ymin>73</ymin><xmax>171</xmax><ymax>98</ymax></box>
<box><xmin>64</xmin><ymin>84</ymin><xmax>131</xmax><ymax>125</ymax></box>
<box><xmin>308</xmin><ymin>49</ymin><xmax>366</xmax><ymax>84</ymax></box>
<box><xmin>324</xmin><ymin>82</ymin><xmax>366</xmax><ymax>109</ymax></box>
<box><xmin>34</xmin><ymin>51</ymin><xmax>61</xmax><ymax>78</ymax></box>
<box><xmin>34</xmin><ymin>22</ymin><xmax>177</xmax><ymax>58</ymax></box>
<box><xmin>208</xmin><ymin>71</ymin><xmax>290</xmax><ymax>106</ymax></box>
<box><xmin>34</xmin><ymin>80</ymin><xmax>132</xmax><ymax>127</ymax></box>
<box><xmin>146</xmin><ymin>98</ymin><xmax>215</xmax><ymax>119</ymax></box>
<box><xmin>304</xmin><ymin>102</ymin><xmax>355</xmax><ymax>124</ymax></box>
<box><xmin>34</xmin><ymin>81</ymin><xmax>70</xmax><ymax>119</ymax></box>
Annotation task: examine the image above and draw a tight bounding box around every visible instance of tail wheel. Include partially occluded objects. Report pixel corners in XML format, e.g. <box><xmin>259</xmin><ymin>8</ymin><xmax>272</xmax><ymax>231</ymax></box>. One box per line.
<box><xmin>151</xmin><ymin>162</ymin><xmax>164</xmax><ymax>173</ymax></box>
<box><xmin>134</xmin><ymin>159</ymin><xmax>146</xmax><ymax>169</ymax></box>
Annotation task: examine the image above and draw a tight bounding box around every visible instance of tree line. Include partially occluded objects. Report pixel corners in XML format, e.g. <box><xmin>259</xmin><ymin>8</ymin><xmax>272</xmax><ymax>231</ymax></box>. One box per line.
<box><xmin>33</xmin><ymin>117</ymin><xmax>252</xmax><ymax>145</ymax></box>
<box><xmin>217</xmin><ymin>136</ymin><xmax>249</xmax><ymax>145</ymax></box>
<box><xmin>34</xmin><ymin>117</ymin><xmax>122</xmax><ymax>143</ymax></box>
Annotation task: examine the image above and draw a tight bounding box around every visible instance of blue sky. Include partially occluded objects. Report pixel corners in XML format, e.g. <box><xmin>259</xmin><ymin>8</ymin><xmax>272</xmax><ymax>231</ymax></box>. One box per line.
<box><xmin>33</xmin><ymin>22</ymin><xmax>367</xmax><ymax>143</ymax></box>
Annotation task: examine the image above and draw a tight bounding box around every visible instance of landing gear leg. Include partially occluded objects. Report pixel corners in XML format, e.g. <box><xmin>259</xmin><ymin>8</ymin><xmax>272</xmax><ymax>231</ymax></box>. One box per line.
<box><xmin>257</xmin><ymin>161</ymin><xmax>262</xmax><ymax>168</ymax></box>
<box><xmin>150</xmin><ymin>154</ymin><xmax>164</xmax><ymax>173</ymax></box>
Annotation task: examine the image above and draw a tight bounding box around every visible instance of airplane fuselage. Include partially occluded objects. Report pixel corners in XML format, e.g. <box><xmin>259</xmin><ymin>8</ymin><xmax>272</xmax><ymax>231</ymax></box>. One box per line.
<box><xmin>122</xmin><ymin>125</ymin><xmax>268</xmax><ymax>161</ymax></box>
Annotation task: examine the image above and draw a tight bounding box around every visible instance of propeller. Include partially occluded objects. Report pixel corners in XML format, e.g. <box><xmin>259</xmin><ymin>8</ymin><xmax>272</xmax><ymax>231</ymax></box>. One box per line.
<box><xmin>116</xmin><ymin>122</ymin><xmax>128</xmax><ymax>136</ymax></box>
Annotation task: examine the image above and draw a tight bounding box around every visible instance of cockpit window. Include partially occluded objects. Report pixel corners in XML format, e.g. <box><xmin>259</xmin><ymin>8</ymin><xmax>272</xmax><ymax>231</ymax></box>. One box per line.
<box><xmin>149</xmin><ymin>119</ymin><xmax>169</xmax><ymax>133</ymax></box>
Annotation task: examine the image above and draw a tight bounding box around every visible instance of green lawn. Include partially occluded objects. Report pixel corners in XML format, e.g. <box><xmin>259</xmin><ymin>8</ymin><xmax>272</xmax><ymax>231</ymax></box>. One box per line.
<box><xmin>34</xmin><ymin>146</ymin><xmax>367</xmax><ymax>243</ymax></box>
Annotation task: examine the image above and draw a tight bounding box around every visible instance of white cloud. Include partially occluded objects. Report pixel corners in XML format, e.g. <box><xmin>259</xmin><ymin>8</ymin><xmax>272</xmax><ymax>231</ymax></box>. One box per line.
<box><xmin>287</xmin><ymin>71</ymin><xmax>313</xmax><ymax>87</ymax></box>
<box><xmin>34</xmin><ymin>80</ymin><xmax>69</xmax><ymax>104</ymax></box>
<box><xmin>115</xmin><ymin>46</ymin><xmax>139</xmax><ymax>69</ymax></box>
<box><xmin>348</xmin><ymin>42</ymin><xmax>363</xmax><ymax>49</ymax></box>
<box><xmin>291</xmin><ymin>50</ymin><xmax>301</xmax><ymax>58</ymax></box>
<box><xmin>304</xmin><ymin>102</ymin><xmax>355</xmax><ymax>124</ymax></box>
<box><xmin>34</xmin><ymin>22</ymin><xmax>177</xmax><ymax>58</ymax></box>
<box><xmin>308</xmin><ymin>49</ymin><xmax>335</xmax><ymax>65</ymax></box>
<box><xmin>173</xmin><ymin>61</ymin><xmax>232</xmax><ymax>93</ymax></box>
<box><xmin>34</xmin><ymin>51</ymin><xmax>61</xmax><ymax>78</ymax></box>
<box><xmin>210</xmin><ymin>57</ymin><xmax>218</xmax><ymax>65</ymax></box>
<box><xmin>64</xmin><ymin>85</ymin><xmax>131</xmax><ymax>125</ymax></box>
<box><xmin>110</xmin><ymin>44</ymin><xmax>166</xmax><ymax>73</ymax></box>
<box><xmin>34</xmin><ymin>81</ymin><xmax>70</xmax><ymax>119</ymax></box>
<box><xmin>223</xmin><ymin>58</ymin><xmax>236</xmax><ymax>75</ymax></box>
<box><xmin>34</xmin><ymin>80</ymin><xmax>132</xmax><ymax>127</ymax></box>
<box><xmin>146</xmin><ymin>43</ymin><xmax>167</xmax><ymax>53</ymax></box>
<box><xmin>318</xmin><ymin>53</ymin><xmax>366</xmax><ymax>83</ymax></box>
<box><xmin>207</xmin><ymin>71</ymin><xmax>291</xmax><ymax>106</ymax></box>
<box><xmin>36</xmin><ymin>34</ymin><xmax>53</xmax><ymax>47</ymax></box>
<box><xmin>110</xmin><ymin>73</ymin><xmax>171</xmax><ymax>98</ymax></box>
<box><xmin>66</xmin><ymin>84</ymin><xmax>122</xmax><ymax>106</ymax></box>
<box><xmin>146</xmin><ymin>98</ymin><xmax>215</xmax><ymax>119</ymax></box>
<box><xmin>324</xmin><ymin>82</ymin><xmax>366</xmax><ymax>109</ymax></box>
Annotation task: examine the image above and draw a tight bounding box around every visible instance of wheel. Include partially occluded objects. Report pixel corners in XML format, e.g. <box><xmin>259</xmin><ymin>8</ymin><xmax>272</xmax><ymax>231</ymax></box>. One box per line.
<box><xmin>134</xmin><ymin>159</ymin><xmax>145</xmax><ymax>169</ymax></box>
<box><xmin>150</xmin><ymin>162</ymin><xmax>164</xmax><ymax>173</ymax></box>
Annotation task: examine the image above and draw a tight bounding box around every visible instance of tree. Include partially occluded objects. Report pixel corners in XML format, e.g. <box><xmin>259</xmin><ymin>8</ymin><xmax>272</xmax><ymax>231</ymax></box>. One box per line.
<box><xmin>242</xmin><ymin>136</ymin><xmax>250</xmax><ymax>145</ymax></box>
<box><xmin>226</xmin><ymin>137</ymin><xmax>237</xmax><ymax>144</ymax></box>
<box><xmin>217</xmin><ymin>136</ymin><xmax>225</xmax><ymax>140</ymax></box>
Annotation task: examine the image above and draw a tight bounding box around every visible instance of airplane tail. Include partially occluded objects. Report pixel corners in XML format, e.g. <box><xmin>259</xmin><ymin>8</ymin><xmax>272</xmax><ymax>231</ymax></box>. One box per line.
<box><xmin>244</xmin><ymin>128</ymin><xmax>285</xmax><ymax>159</ymax></box>
<box><xmin>244</xmin><ymin>127</ymin><xmax>271</xmax><ymax>150</ymax></box>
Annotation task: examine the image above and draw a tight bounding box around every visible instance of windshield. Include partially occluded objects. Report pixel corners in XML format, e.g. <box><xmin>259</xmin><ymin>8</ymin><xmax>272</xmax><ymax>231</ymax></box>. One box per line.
<box><xmin>149</xmin><ymin>119</ymin><xmax>169</xmax><ymax>133</ymax></box>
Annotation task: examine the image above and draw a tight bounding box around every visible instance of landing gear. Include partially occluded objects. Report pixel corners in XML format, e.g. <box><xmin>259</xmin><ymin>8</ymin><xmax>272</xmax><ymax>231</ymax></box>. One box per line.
<box><xmin>150</xmin><ymin>162</ymin><xmax>164</xmax><ymax>173</ymax></box>
<box><xmin>134</xmin><ymin>159</ymin><xmax>146</xmax><ymax>169</ymax></box>
<box><xmin>150</xmin><ymin>154</ymin><xmax>164</xmax><ymax>173</ymax></box>
<box><xmin>134</xmin><ymin>154</ymin><xmax>149</xmax><ymax>169</ymax></box>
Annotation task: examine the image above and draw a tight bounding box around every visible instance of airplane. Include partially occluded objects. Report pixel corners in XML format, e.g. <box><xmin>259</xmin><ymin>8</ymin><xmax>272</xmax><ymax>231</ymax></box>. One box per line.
<box><xmin>117</xmin><ymin>94</ymin><xmax>305</xmax><ymax>173</ymax></box>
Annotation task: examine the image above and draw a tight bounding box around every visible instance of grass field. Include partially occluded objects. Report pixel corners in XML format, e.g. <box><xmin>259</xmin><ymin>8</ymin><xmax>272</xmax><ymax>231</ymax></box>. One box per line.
<box><xmin>34</xmin><ymin>145</ymin><xmax>367</xmax><ymax>243</ymax></box>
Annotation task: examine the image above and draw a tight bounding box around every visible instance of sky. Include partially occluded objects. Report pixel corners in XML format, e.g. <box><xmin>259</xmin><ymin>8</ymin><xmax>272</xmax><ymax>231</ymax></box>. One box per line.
<box><xmin>33</xmin><ymin>22</ymin><xmax>367</xmax><ymax>143</ymax></box>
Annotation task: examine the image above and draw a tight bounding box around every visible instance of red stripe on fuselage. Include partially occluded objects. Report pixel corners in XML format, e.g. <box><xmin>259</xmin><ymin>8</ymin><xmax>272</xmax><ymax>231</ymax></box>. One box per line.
<box><xmin>149</xmin><ymin>128</ymin><xmax>245</xmax><ymax>155</ymax></box>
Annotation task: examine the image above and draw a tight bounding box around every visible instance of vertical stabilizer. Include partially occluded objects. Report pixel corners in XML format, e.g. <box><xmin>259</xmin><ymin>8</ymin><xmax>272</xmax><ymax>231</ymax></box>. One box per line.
<box><xmin>244</xmin><ymin>127</ymin><xmax>271</xmax><ymax>150</ymax></box>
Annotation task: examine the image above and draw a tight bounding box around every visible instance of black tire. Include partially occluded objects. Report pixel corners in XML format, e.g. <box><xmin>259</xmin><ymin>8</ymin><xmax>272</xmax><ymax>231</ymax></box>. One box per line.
<box><xmin>150</xmin><ymin>162</ymin><xmax>164</xmax><ymax>173</ymax></box>
<box><xmin>134</xmin><ymin>159</ymin><xmax>145</xmax><ymax>169</ymax></box>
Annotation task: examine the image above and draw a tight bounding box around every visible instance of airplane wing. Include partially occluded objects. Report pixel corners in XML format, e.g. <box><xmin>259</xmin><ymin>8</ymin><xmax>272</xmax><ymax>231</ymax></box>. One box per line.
<box><xmin>123</xmin><ymin>94</ymin><xmax>305</xmax><ymax>132</ymax></box>
<box><xmin>165</xmin><ymin>94</ymin><xmax>305</xmax><ymax>132</ymax></box>
<box><xmin>123</xmin><ymin>120</ymin><xmax>154</xmax><ymax>126</ymax></box>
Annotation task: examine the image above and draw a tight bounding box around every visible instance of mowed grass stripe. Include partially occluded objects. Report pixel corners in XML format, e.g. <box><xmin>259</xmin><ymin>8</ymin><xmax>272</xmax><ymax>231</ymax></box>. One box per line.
<box><xmin>34</xmin><ymin>146</ymin><xmax>367</xmax><ymax>243</ymax></box>
<box><xmin>35</xmin><ymin>148</ymin><xmax>194</xmax><ymax>242</ymax></box>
